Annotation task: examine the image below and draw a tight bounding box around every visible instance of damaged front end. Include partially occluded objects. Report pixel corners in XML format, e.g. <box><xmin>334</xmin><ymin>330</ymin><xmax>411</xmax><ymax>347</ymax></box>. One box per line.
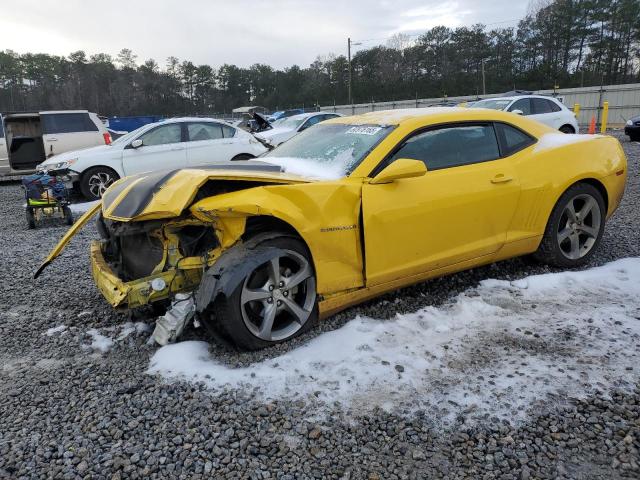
<box><xmin>36</xmin><ymin>165</ymin><xmax>308</xmax><ymax>315</ymax></box>
<box><xmin>90</xmin><ymin>212</ymin><xmax>231</xmax><ymax>310</ymax></box>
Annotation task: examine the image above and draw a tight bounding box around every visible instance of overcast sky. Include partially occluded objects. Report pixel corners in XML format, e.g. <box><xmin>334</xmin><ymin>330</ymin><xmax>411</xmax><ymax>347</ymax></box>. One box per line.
<box><xmin>1</xmin><ymin>0</ymin><xmax>529</xmax><ymax>69</ymax></box>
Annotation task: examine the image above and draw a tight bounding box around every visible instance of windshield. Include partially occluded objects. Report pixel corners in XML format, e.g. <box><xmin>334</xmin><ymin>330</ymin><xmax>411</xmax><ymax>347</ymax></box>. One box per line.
<box><xmin>278</xmin><ymin>117</ymin><xmax>306</xmax><ymax>130</ymax></box>
<box><xmin>472</xmin><ymin>99</ymin><xmax>512</xmax><ymax>111</ymax></box>
<box><xmin>263</xmin><ymin>123</ymin><xmax>394</xmax><ymax>180</ymax></box>
<box><xmin>110</xmin><ymin>124</ymin><xmax>153</xmax><ymax>146</ymax></box>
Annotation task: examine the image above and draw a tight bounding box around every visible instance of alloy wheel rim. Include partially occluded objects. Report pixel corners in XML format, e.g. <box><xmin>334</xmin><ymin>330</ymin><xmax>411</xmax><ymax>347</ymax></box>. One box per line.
<box><xmin>88</xmin><ymin>172</ymin><xmax>115</xmax><ymax>198</ymax></box>
<box><xmin>240</xmin><ymin>250</ymin><xmax>316</xmax><ymax>342</ymax></box>
<box><xmin>557</xmin><ymin>193</ymin><xmax>601</xmax><ymax>260</ymax></box>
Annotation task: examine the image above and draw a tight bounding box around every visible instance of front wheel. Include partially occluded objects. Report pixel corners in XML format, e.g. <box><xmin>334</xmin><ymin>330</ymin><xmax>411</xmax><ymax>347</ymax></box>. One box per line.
<box><xmin>533</xmin><ymin>183</ymin><xmax>605</xmax><ymax>268</ymax></box>
<box><xmin>559</xmin><ymin>125</ymin><xmax>575</xmax><ymax>134</ymax></box>
<box><xmin>80</xmin><ymin>167</ymin><xmax>119</xmax><ymax>200</ymax></box>
<box><xmin>206</xmin><ymin>237</ymin><xmax>318</xmax><ymax>350</ymax></box>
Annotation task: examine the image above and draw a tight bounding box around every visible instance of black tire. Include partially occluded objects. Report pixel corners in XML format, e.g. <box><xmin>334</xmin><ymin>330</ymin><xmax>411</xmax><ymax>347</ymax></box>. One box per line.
<box><xmin>231</xmin><ymin>154</ymin><xmax>254</xmax><ymax>161</ymax></box>
<box><xmin>62</xmin><ymin>206</ymin><xmax>74</xmax><ymax>225</ymax></box>
<box><xmin>204</xmin><ymin>236</ymin><xmax>318</xmax><ymax>350</ymax></box>
<box><xmin>26</xmin><ymin>208</ymin><xmax>36</xmax><ymax>229</ymax></box>
<box><xmin>629</xmin><ymin>134</ymin><xmax>640</xmax><ymax>142</ymax></box>
<box><xmin>80</xmin><ymin>166</ymin><xmax>119</xmax><ymax>200</ymax></box>
<box><xmin>532</xmin><ymin>183</ymin><xmax>605</xmax><ymax>268</ymax></box>
<box><xmin>559</xmin><ymin>124</ymin><xmax>575</xmax><ymax>134</ymax></box>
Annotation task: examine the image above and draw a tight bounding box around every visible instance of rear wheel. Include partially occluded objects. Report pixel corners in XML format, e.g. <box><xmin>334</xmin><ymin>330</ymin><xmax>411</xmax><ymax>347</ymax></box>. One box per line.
<box><xmin>559</xmin><ymin>124</ymin><xmax>575</xmax><ymax>134</ymax></box>
<box><xmin>80</xmin><ymin>167</ymin><xmax>119</xmax><ymax>200</ymax></box>
<box><xmin>533</xmin><ymin>183</ymin><xmax>605</xmax><ymax>268</ymax></box>
<box><xmin>206</xmin><ymin>237</ymin><xmax>318</xmax><ymax>350</ymax></box>
<box><xmin>62</xmin><ymin>206</ymin><xmax>74</xmax><ymax>225</ymax></box>
<box><xmin>26</xmin><ymin>208</ymin><xmax>36</xmax><ymax>229</ymax></box>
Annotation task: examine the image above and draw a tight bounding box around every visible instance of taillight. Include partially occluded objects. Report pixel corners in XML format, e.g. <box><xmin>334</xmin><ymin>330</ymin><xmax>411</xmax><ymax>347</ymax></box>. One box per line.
<box><xmin>103</xmin><ymin>132</ymin><xmax>112</xmax><ymax>145</ymax></box>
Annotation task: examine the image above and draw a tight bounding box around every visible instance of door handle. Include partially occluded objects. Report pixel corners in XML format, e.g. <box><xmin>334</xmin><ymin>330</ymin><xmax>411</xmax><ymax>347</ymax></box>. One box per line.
<box><xmin>491</xmin><ymin>174</ymin><xmax>513</xmax><ymax>184</ymax></box>
<box><xmin>48</xmin><ymin>138</ymin><xmax>58</xmax><ymax>141</ymax></box>
<box><xmin>171</xmin><ymin>145</ymin><xmax>185</xmax><ymax>151</ymax></box>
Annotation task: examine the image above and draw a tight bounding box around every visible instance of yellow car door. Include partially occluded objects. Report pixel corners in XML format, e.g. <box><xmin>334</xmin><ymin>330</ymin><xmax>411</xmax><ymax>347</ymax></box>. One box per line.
<box><xmin>362</xmin><ymin>122</ymin><xmax>522</xmax><ymax>286</ymax></box>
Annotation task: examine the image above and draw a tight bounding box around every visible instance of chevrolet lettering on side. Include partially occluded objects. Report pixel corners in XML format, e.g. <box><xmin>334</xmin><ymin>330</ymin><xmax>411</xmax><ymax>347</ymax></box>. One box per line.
<box><xmin>37</xmin><ymin>108</ymin><xmax>627</xmax><ymax>350</ymax></box>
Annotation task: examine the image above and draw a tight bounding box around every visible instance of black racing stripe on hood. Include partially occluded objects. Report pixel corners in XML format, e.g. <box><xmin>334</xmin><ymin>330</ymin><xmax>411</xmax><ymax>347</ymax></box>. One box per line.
<box><xmin>109</xmin><ymin>169</ymin><xmax>179</xmax><ymax>219</ymax></box>
<box><xmin>101</xmin><ymin>176</ymin><xmax>137</xmax><ymax>212</ymax></box>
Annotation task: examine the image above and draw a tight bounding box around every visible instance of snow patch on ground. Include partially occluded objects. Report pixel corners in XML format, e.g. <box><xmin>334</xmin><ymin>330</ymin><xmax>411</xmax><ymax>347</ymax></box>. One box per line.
<box><xmin>533</xmin><ymin>132</ymin><xmax>595</xmax><ymax>152</ymax></box>
<box><xmin>86</xmin><ymin>329</ymin><xmax>114</xmax><ymax>352</ymax></box>
<box><xmin>84</xmin><ymin>322</ymin><xmax>151</xmax><ymax>352</ymax></box>
<box><xmin>69</xmin><ymin>200</ymin><xmax>100</xmax><ymax>214</ymax></box>
<box><xmin>117</xmin><ymin>321</ymin><xmax>151</xmax><ymax>341</ymax></box>
<box><xmin>148</xmin><ymin>258</ymin><xmax>640</xmax><ymax>423</ymax></box>
<box><xmin>44</xmin><ymin>325</ymin><xmax>67</xmax><ymax>336</ymax></box>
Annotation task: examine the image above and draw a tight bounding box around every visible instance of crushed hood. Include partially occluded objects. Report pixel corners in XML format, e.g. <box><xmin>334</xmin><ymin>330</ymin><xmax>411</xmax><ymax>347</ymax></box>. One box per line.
<box><xmin>101</xmin><ymin>161</ymin><xmax>309</xmax><ymax>222</ymax></box>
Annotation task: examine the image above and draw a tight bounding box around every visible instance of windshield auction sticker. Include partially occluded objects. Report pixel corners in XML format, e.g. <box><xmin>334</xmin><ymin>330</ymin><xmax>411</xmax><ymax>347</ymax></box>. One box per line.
<box><xmin>346</xmin><ymin>126</ymin><xmax>382</xmax><ymax>135</ymax></box>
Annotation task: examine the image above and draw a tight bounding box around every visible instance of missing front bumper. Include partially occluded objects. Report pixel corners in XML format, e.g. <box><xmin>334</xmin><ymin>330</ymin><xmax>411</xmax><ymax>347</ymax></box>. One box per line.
<box><xmin>90</xmin><ymin>241</ymin><xmax>201</xmax><ymax>309</ymax></box>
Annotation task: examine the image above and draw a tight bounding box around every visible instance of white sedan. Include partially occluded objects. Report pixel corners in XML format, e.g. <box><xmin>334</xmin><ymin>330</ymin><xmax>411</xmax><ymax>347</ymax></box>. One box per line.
<box><xmin>37</xmin><ymin>117</ymin><xmax>268</xmax><ymax>200</ymax></box>
<box><xmin>256</xmin><ymin>112</ymin><xmax>343</xmax><ymax>147</ymax></box>
<box><xmin>471</xmin><ymin>95</ymin><xmax>579</xmax><ymax>133</ymax></box>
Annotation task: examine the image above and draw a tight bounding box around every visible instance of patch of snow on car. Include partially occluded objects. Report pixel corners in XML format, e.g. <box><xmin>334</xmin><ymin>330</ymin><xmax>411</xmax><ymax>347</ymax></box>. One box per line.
<box><xmin>44</xmin><ymin>325</ymin><xmax>67</xmax><ymax>336</ymax></box>
<box><xmin>263</xmin><ymin>157</ymin><xmax>347</xmax><ymax>180</ymax></box>
<box><xmin>148</xmin><ymin>258</ymin><xmax>640</xmax><ymax>423</ymax></box>
<box><xmin>533</xmin><ymin>133</ymin><xmax>595</xmax><ymax>152</ymax></box>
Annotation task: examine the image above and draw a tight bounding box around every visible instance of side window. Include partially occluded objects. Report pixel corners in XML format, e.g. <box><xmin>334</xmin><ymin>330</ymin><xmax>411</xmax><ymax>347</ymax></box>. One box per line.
<box><xmin>187</xmin><ymin>122</ymin><xmax>224</xmax><ymax>141</ymax></box>
<box><xmin>139</xmin><ymin>124</ymin><xmax>182</xmax><ymax>146</ymax></box>
<box><xmin>548</xmin><ymin>100</ymin><xmax>562</xmax><ymax>112</ymax></box>
<box><xmin>508</xmin><ymin>99</ymin><xmax>532</xmax><ymax>115</ymax></box>
<box><xmin>300</xmin><ymin>116</ymin><xmax>322</xmax><ymax>131</ymax></box>
<box><xmin>42</xmin><ymin>113</ymin><xmax>99</xmax><ymax>134</ymax></box>
<box><xmin>532</xmin><ymin>98</ymin><xmax>553</xmax><ymax>114</ymax></box>
<box><xmin>389</xmin><ymin>124</ymin><xmax>500</xmax><ymax>171</ymax></box>
<box><xmin>221</xmin><ymin>125</ymin><xmax>236</xmax><ymax>138</ymax></box>
<box><xmin>495</xmin><ymin>123</ymin><xmax>536</xmax><ymax>156</ymax></box>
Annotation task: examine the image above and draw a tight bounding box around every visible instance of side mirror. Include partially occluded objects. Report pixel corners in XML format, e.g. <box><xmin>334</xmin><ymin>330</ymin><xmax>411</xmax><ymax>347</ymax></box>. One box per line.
<box><xmin>130</xmin><ymin>139</ymin><xmax>143</xmax><ymax>149</ymax></box>
<box><xmin>370</xmin><ymin>159</ymin><xmax>427</xmax><ymax>185</ymax></box>
<box><xmin>511</xmin><ymin>109</ymin><xmax>524</xmax><ymax>116</ymax></box>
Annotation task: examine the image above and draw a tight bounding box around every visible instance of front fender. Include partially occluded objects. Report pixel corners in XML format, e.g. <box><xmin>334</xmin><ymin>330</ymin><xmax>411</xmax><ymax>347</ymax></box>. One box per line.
<box><xmin>189</xmin><ymin>181</ymin><xmax>365</xmax><ymax>295</ymax></box>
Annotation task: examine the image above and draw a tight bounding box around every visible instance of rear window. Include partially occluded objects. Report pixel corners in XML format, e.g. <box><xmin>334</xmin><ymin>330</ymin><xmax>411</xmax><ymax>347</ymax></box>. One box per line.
<box><xmin>42</xmin><ymin>113</ymin><xmax>98</xmax><ymax>134</ymax></box>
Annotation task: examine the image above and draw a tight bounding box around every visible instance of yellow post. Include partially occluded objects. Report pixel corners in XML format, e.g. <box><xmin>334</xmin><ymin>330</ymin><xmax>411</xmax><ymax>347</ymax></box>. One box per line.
<box><xmin>573</xmin><ymin>103</ymin><xmax>580</xmax><ymax>117</ymax></box>
<box><xmin>600</xmin><ymin>101</ymin><xmax>609</xmax><ymax>134</ymax></box>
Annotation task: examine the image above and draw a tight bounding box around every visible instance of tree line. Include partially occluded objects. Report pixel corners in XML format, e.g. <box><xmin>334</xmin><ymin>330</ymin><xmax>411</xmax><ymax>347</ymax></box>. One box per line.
<box><xmin>0</xmin><ymin>0</ymin><xmax>638</xmax><ymax>117</ymax></box>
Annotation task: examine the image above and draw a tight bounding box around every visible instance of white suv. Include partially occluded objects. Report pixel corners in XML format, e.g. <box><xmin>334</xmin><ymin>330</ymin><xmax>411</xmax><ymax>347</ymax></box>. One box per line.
<box><xmin>0</xmin><ymin>110</ymin><xmax>110</xmax><ymax>177</ymax></box>
<box><xmin>472</xmin><ymin>95</ymin><xmax>579</xmax><ymax>133</ymax></box>
<box><xmin>37</xmin><ymin>117</ymin><xmax>268</xmax><ymax>200</ymax></box>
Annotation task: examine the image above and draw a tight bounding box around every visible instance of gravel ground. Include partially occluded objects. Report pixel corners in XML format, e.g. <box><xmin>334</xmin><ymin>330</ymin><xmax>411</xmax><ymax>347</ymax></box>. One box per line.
<box><xmin>1</xmin><ymin>132</ymin><xmax>639</xmax><ymax>479</ymax></box>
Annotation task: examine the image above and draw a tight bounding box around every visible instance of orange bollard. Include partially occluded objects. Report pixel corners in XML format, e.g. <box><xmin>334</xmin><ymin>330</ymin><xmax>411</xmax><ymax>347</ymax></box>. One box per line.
<box><xmin>588</xmin><ymin>115</ymin><xmax>596</xmax><ymax>134</ymax></box>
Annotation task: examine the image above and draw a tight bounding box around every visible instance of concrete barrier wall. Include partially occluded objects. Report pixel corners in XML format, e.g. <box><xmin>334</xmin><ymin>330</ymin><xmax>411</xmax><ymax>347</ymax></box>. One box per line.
<box><xmin>320</xmin><ymin>83</ymin><xmax>640</xmax><ymax>127</ymax></box>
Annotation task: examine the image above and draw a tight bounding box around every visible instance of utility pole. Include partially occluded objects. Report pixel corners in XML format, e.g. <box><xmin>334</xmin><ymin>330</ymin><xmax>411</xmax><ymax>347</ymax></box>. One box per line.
<box><xmin>347</xmin><ymin>37</ymin><xmax>362</xmax><ymax>106</ymax></box>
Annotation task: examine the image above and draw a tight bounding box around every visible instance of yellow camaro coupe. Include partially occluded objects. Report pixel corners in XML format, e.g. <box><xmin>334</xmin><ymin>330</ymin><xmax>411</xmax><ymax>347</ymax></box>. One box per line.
<box><xmin>37</xmin><ymin>108</ymin><xmax>627</xmax><ymax>350</ymax></box>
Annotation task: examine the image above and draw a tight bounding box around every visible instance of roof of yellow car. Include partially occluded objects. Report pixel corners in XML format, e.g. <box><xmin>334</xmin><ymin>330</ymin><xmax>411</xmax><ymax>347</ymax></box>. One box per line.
<box><xmin>327</xmin><ymin>107</ymin><xmax>515</xmax><ymax>125</ymax></box>
<box><xmin>326</xmin><ymin>107</ymin><xmax>555</xmax><ymax>136</ymax></box>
